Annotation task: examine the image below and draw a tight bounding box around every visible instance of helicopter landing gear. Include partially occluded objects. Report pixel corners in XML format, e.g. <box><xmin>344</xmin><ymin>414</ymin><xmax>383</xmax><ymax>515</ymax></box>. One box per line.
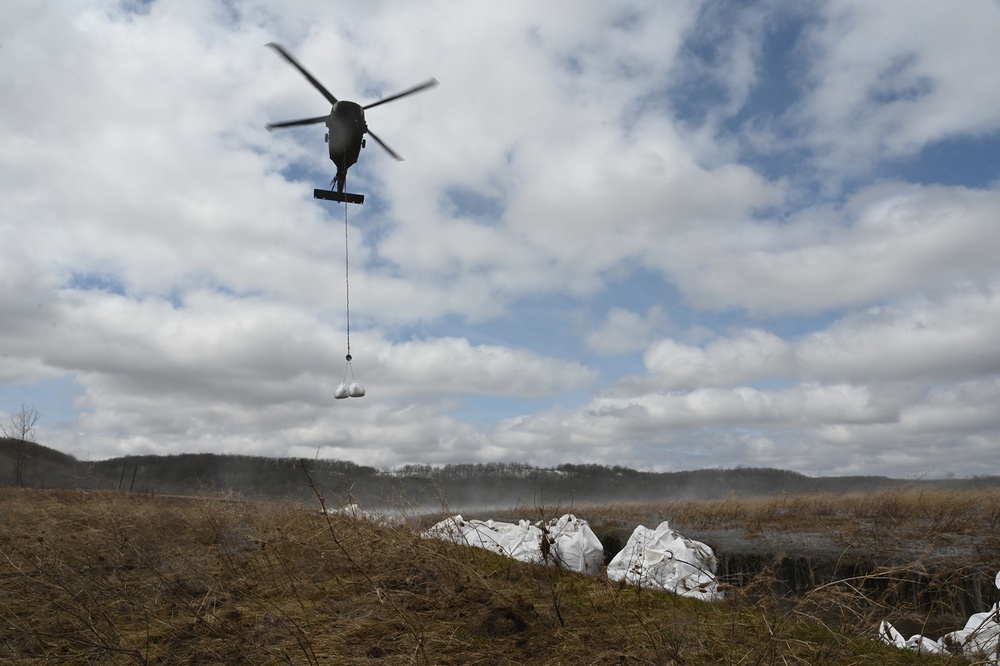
<box><xmin>314</xmin><ymin>155</ymin><xmax>364</xmax><ymax>204</ymax></box>
<box><xmin>314</xmin><ymin>171</ymin><xmax>364</xmax><ymax>204</ymax></box>
<box><xmin>314</xmin><ymin>188</ymin><xmax>364</xmax><ymax>204</ymax></box>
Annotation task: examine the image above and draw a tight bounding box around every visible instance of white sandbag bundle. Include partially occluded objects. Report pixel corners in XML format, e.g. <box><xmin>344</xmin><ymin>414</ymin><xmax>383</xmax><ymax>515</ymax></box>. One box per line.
<box><xmin>880</xmin><ymin>571</ymin><xmax>1000</xmax><ymax>663</ymax></box>
<box><xmin>607</xmin><ymin>521</ymin><xmax>722</xmax><ymax>601</ymax></box>
<box><xmin>325</xmin><ymin>503</ymin><xmax>402</xmax><ymax>525</ymax></box>
<box><xmin>421</xmin><ymin>513</ymin><xmax>604</xmax><ymax>575</ymax></box>
<box><xmin>545</xmin><ymin>514</ymin><xmax>605</xmax><ymax>575</ymax></box>
<box><xmin>324</xmin><ymin>503</ymin><xmax>364</xmax><ymax>518</ymax></box>
<box><xmin>878</xmin><ymin>621</ymin><xmax>946</xmax><ymax>655</ymax></box>
<box><xmin>940</xmin><ymin>602</ymin><xmax>1000</xmax><ymax>661</ymax></box>
<box><xmin>421</xmin><ymin>515</ymin><xmax>508</xmax><ymax>554</ymax></box>
<box><xmin>496</xmin><ymin>520</ymin><xmax>547</xmax><ymax>565</ymax></box>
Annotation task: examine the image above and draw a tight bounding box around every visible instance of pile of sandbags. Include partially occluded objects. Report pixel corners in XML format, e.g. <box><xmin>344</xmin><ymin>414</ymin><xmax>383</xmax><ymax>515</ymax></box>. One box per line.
<box><xmin>422</xmin><ymin>513</ymin><xmax>723</xmax><ymax>599</ymax></box>
<box><xmin>421</xmin><ymin>514</ymin><xmax>604</xmax><ymax>575</ymax></box>
<box><xmin>879</xmin><ymin>571</ymin><xmax>1000</xmax><ymax>662</ymax></box>
<box><xmin>606</xmin><ymin>520</ymin><xmax>722</xmax><ymax>601</ymax></box>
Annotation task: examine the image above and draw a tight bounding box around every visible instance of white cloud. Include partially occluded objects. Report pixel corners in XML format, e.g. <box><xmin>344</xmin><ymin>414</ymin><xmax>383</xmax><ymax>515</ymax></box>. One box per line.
<box><xmin>2</xmin><ymin>0</ymin><xmax>1000</xmax><ymax>479</ymax></box>
<box><xmin>371</xmin><ymin>336</ymin><xmax>596</xmax><ymax>398</ymax></box>
<box><xmin>799</xmin><ymin>0</ymin><xmax>1000</xmax><ymax>171</ymax></box>
<box><xmin>797</xmin><ymin>285</ymin><xmax>1000</xmax><ymax>383</ymax></box>
<box><xmin>666</xmin><ymin>182</ymin><xmax>1000</xmax><ymax>314</ymax></box>
<box><xmin>613</xmin><ymin>279</ymin><xmax>1000</xmax><ymax>391</ymax></box>
<box><xmin>584</xmin><ymin>306</ymin><xmax>669</xmax><ymax>355</ymax></box>
<box><xmin>898</xmin><ymin>380</ymin><xmax>1000</xmax><ymax>435</ymax></box>
<box><xmin>642</xmin><ymin>328</ymin><xmax>794</xmax><ymax>389</ymax></box>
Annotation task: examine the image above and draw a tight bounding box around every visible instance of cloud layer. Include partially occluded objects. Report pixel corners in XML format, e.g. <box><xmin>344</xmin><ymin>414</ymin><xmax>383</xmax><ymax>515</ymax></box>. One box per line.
<box><xmin>2</xmin><ymin>0</ymin><xmax>1000</xmax><ymax>478</ymax></box>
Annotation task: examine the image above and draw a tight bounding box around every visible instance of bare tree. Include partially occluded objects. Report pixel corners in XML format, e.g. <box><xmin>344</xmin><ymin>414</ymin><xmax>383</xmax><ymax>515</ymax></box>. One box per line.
<box><xmin>2</xmin><ymin>404</ymin><xmax>41</xmax><ymax>487</ymax></box>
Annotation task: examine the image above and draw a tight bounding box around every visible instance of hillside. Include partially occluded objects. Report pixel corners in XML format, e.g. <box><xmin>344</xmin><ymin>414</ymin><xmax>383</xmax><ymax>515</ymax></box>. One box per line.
<box><xmin>2</xmin><ymin>438</ymin><xmax>998</xmax><ymax>508</ymax></box>
<box><xmin>3</xmin><ymin>443</ymin><xmax>997</xmax><ymax>663</ymax></box>
<box><xmin>0</xmin><ymin>436</ymin><xmax>83</xmax><ymax>488</ymax></box>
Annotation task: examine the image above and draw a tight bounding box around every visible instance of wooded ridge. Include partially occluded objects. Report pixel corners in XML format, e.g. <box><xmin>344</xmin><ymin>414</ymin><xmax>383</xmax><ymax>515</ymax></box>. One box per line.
<box><xmin>2</xmin><ymin>436</ymin><xmax>997</xmax><ymax>508</ymax></box>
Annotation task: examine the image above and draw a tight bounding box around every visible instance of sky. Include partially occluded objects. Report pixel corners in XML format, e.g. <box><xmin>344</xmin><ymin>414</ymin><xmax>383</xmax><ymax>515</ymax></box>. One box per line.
<box><xmin>2</xmin><ymin>0</ymin><xmax>1000</xmax><ymax>478</ymax></box>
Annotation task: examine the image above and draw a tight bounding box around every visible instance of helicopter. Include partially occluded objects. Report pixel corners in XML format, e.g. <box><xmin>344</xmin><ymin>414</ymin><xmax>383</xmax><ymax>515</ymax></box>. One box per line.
<box><xmin>265</xmin><ymin>42</ymin><xmax>437</xmax><ymax>204</ymax></box>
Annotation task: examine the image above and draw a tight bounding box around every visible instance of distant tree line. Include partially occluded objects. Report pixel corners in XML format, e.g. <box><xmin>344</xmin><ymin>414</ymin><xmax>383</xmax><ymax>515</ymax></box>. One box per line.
<box><xmin>4</xmin><ymin>432</ymin><xmax>1000</xmax><ymax>507</ymax></box>
<box><xmin>391</xmin><ymin>462</ymin><xmax>558</xmax><ymax>481</ymax></box>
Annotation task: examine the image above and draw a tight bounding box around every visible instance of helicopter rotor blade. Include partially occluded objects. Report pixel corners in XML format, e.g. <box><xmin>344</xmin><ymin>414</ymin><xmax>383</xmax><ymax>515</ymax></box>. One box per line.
<box><xmin>363</xmin><ymin>78</ymin><xmax>438</xmax><ymax>111</ymax></box>
<box><xmin>366</xmin><ymin>128</ymin><xmax>403</xmax><ymax>161</ymax></box>
<box><xmin>266</xmin><ymin>42</ymin><xmax>338</xmax><ymax>106</ymax></box>
<box><xmin>265</xmin><ymin>115</ymin><xmax>331</xmax><ymax>131</ymax></box>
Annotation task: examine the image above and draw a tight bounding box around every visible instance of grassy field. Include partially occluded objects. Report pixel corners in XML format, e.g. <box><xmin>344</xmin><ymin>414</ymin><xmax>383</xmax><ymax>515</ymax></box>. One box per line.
<box><xmin>481</xmin><ymin>485</ymin><xmax>1000</xmax><ymax>534</ymax></box>
<box><xmin>0</xmin><ymin>487</ymin><xmax>986</xmax><ymax>665</ymax></box>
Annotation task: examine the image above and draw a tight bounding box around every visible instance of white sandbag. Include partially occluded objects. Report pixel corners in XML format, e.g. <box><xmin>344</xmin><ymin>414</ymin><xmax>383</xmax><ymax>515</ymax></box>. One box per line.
<box><xmin>607</xmin><ymin>521</ymin><xmax>721</xmax><ymax>601</ymax></box>
<box><xmin>879</xmin><ymin>620</ymin><xmax>907</xmax><ymax>649</ymax></box>
<box><xmin>545</xmin><ymin>514</ymin><xmax>604</xmax><ymax>575</ymax></box>
<box><xmin>423</xmin><ymin>513</ymin><xmax>604</xmax><ymax>574</ymax></box>
<box><xmin>327</xmin><ymin>503</ymin><xmax>364</xmax><ymax>517</ymax></box>
<box><xmin>421</xmin><ymin>515</ymin><xmax>507</xmax><ymax>554</ymax></box>
<box><xmin>940</xmin><ymin>607</ymin><xmax>1000</xmax><ymax>659</ymax></box>
<box><xmin>325</xmin><ymin>503</ymin><xmax>402</xmax><ymax>526</ymax></box>
<box><xmin>496</xmin><ymin>520</ymin><xmax>547</xmax><ymax>565</ymax></box>
<box><xmin>879</xmin><ymin>620</ymin><xmax>945</xmax><ymax>653</ymax></box>
<box><xmin>880</xmin><ymin>571</ymin><xmax>1000</xmax><ymax>663</ymax></box>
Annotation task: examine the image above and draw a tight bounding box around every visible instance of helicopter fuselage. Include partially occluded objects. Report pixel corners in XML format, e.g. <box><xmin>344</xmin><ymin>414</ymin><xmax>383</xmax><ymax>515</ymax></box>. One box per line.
<box><xmin>326</xmin><ymin>101</ymin><xmax>367</xmax><ymax>188</ymax></box>
<box><xmin>264</xmin><ymin>42</ymin><xmax>436</xmax><ymax>197</ymax></box>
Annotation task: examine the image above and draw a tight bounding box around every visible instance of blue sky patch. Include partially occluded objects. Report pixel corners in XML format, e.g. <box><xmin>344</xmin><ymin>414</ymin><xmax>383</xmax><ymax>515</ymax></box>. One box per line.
<box><xmin>68</xmin><ymin>272</ymin><xmax>127</xmax><ymax>296</ymax></box>
<box><xmin>0</xmin><ymin>375</ymin><xmax>81</xmax><ymax>430</ymax></box>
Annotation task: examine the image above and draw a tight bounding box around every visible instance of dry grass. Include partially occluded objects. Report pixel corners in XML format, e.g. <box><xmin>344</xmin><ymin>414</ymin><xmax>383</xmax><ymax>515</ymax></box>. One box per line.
<box><xmin>0</xmin><ymin>486</ymin><xmax>976</xmax><ymax>665</ymax></box>
<box><xmin>542</xmin><ymin>486</ymin><xmax>1000</xmax><ymax>535</ymax></box>
<box><xmin>498</xmin><ymin>488</ymin><xmax>1000</xmax><ymax>657</ymax></box>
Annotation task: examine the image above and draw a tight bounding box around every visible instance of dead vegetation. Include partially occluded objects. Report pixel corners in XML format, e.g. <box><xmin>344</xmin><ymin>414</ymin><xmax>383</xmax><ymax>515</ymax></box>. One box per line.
<box><xmin>0</xmin><ymin>487</ymin><xmax>981</xmax><ymax>664</ymax></box>
<box><xmin>540</xmin><ymin>486</ymin><xmax>1000</xmax><ymax>535</ymax></box>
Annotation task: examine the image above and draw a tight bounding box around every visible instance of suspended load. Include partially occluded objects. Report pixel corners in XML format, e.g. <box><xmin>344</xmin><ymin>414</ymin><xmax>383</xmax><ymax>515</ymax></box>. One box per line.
<box><xmin>334</xmin><ymin>354</ymin><xmax>365</xmax><ymax>400</ymax></box>
<box><xmin>332</xmin><ymin>198</ymin><xmax>364</xmax><ymax>400</ymax></box>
